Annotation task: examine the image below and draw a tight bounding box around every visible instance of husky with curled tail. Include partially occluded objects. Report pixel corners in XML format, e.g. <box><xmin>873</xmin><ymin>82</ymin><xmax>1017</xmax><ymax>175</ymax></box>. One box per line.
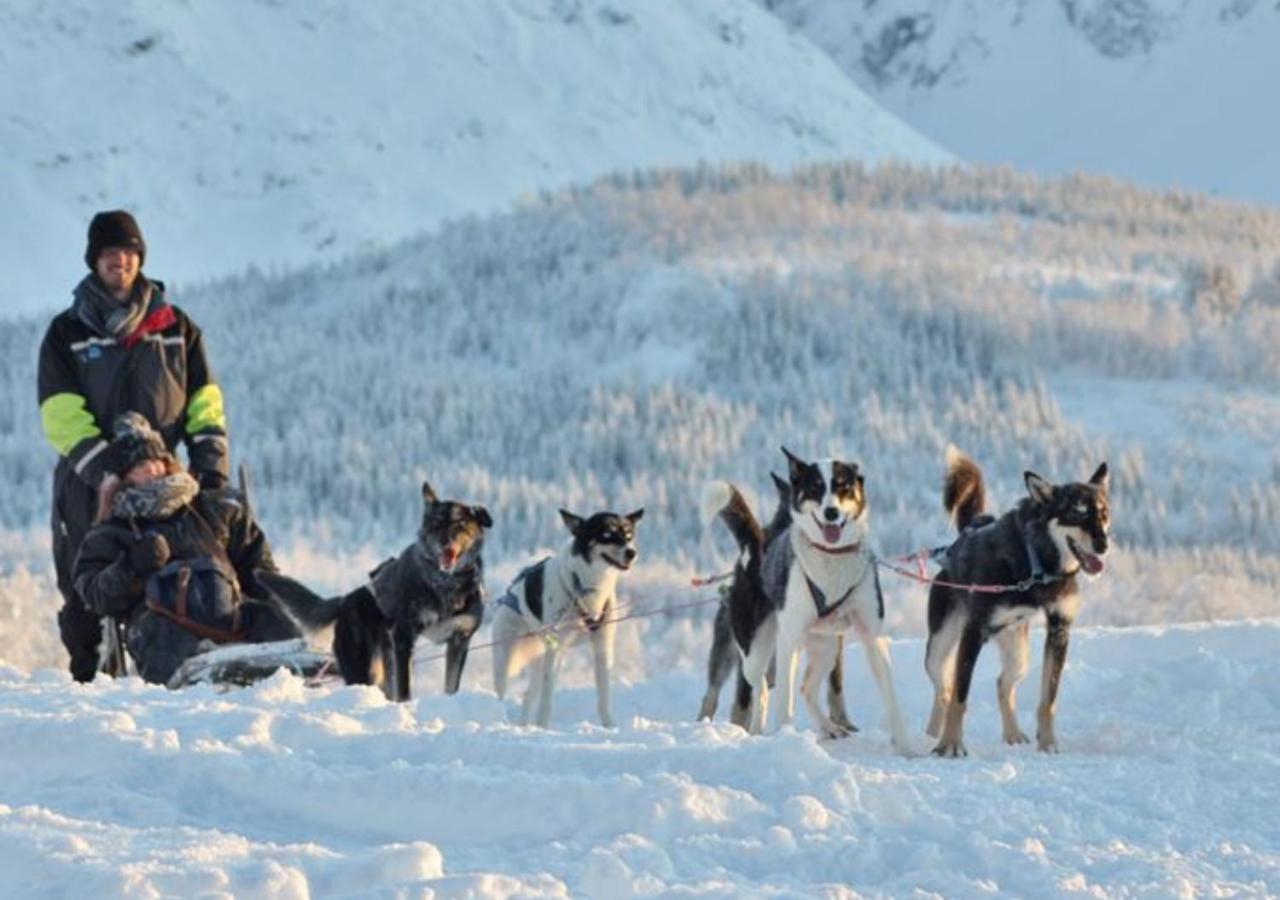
<box><xmin>703</xmin><ymin>448</ymin><xmax>910</xmax><ymax>752</ymax></box>
<box><xmin>697</xmin><ymin>472</ymin><xmax>854</xmax><ymax>734</ymax></box>
<box><xmin>925</xmin><ymin>447</ymin><xmax>1111</xmax><ymax>757</ymax></box>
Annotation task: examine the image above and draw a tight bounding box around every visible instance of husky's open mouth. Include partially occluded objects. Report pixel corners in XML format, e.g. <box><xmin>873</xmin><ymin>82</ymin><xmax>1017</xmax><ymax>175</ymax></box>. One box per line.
<box><xmin>1067</xmin><ymin>536</ymin><xmax>1105</xmax><ymax>575</ymax></box>
<box><xmin>811</xmin><ymin>514</ymin><xmax>844</xmax><ymax>546</ymax></box>
<box><xmin>439</xmin><ymin>545</ymin><xmax>460</xmax><ymax>572</ymax></box>
<box><xmin>602</xmin><ymin>551</ymin><xmax>632</xmax><ymax>572</ymax></box>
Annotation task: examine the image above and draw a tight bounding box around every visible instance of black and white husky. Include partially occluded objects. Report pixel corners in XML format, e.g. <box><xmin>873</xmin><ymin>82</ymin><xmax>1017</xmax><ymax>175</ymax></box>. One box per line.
<box><xmin>697</xmin><ymin>472</ymin><xmax>855</xmax><ymax>734</ymax></box>
<box><xmin>491</xmin><ymin>508</ymin><xmax>643</xmax><ymax>728</ymax></box>
<box><xmin>260</xmin><ymin>482</ymin><xmax>491</xmax><ymax>701</ymax></box>
<box><xmin>703</xmin><ymin>449</ymin><xmax>910</xmax><ymax>751</ymax></box>
<box><xmin>925</xmin><ymin>447</ymin><xmax>1110</xmax><ymax>757</ymax></box>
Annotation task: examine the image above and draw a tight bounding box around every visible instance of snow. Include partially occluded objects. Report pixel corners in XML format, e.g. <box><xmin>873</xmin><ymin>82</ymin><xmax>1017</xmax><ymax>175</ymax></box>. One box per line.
<box><xmin>0</xmin><ymin>618</ymin><xmax>1276</xmax><ymax>896</ymax></box>
<box><xmin>759</xmin><ymin>0</ymin><xmax>1280</xmax><ymax>206</ymax></box>
<box><xmin>1</xmin><ymin>0</ymin><xmax>949</xmax><ymax>316</ymax></box>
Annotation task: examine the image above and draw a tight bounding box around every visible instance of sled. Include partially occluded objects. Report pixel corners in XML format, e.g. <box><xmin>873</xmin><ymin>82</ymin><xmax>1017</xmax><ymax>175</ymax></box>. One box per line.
<box><xmin>166</xmin><ymin>638</ymin><xmax>334</xmax><ymax>689</ymax></box>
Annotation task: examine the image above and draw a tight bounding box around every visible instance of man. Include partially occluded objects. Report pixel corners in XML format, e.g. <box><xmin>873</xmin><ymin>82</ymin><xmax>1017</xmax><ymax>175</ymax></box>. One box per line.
<box><xmin>74</xmin><ymin>413</ymin><xmax>297</xmax><ymax>686</ymax></box>
<box><xmin>38</xmin><ymin>210</ymin><xmax>231</xmax><ymax>682</ymax></box>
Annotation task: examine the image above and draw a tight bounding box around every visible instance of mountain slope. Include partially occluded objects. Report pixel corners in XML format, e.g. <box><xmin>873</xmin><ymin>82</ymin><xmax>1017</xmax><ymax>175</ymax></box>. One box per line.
<box><xmin>2</xmin><ymin>0</ymin><xmax>950</xmax><ymax>315</ymax></box>
<box><xmin>759</xmin><ymin>0</ymin><xmax>1280</xmax><ymax>205</ymax></box>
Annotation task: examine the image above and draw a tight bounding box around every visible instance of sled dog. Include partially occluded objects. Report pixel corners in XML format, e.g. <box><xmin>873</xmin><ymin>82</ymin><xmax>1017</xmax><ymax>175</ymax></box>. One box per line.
<box><xmin>925</xmin><ymin>447</ymin><xmax>1110</xmax><ymax>757</ymax></box>
<box><xmin>697</xmin><ymin>472</ymin><xmax>854</xmax><ymax>734</ymax></box>
<box><xmin>491</xmin><ymin>508</ymin><xmax>643</xmax><ymax>728</ymax></box>
<box><xmin>260</xmin><ymin>481</ymin><xmax>491</xmax><ymax>701</ymax></box>
<box><xmin>703</xmin><ymin>449</ymin><xmax>910</xmax><ymax>751</ymax></box>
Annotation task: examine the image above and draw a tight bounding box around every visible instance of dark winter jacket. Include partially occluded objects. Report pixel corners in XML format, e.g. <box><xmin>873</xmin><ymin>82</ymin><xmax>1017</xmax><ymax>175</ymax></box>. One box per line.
<box><xmin>39</xmin><ymin>278</ymin><xmax>228</xmax><ymax>488</ymax></box>
<box><xmin>39</xmin><ymin>277</ymin><xmax>230</xmax><ymax>583</ymax></box>
<box><xmin>73</xmin><ymin>491</ymin><xmax>298</xmax><ymax>685</ymax></box>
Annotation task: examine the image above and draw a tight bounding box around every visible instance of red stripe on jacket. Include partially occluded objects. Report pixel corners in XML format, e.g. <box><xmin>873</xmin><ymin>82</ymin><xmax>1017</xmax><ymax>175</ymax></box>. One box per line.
<box><xmin>120</xmin><ymin>304</ymin><xmax>178</xmax><ymax>350</ymax></box>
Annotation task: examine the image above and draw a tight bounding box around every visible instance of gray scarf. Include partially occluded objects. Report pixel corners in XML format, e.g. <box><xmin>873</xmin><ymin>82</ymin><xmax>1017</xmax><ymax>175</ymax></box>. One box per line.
<box><xmin>72</xmin><ymin>274</ymin><xmax>153</xmax><ymax>338</ymax></box>
<box><xmin>112</xmin><ymin>472</ymin><xmax>200</xmax><ymax>521</ymax></box>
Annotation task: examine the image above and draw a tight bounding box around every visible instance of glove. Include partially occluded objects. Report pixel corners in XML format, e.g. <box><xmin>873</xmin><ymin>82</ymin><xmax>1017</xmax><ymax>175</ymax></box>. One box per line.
<box><xmin>197</xmin><ymin>470</ymin><xmax>228</xmax><ymax>491</ymax></box>
<box><xmin>128</xmin><ymin>533</ymin><xmax>171</xmax><ymax>576</ymax></box>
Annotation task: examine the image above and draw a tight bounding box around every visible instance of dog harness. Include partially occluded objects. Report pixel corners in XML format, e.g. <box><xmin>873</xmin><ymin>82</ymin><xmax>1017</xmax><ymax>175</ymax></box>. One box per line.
<box><xmin>802</xmin><ymin>561</ymin><xmax>880</xmax><ymax>619</ymax></box>
<box><xmin>498</xmin><ymin>558</ymin><xmax>606</xmax><ymax>630</ymax></box>
<box><xmin>794</xmin><ymin>533</ymin><xmax>876</xmax><ymax>619</ymax></box>
<box><xmin>941</xmin><ymin>520</ymin><xmax>1066</xmax><ymax>593</ymax></box>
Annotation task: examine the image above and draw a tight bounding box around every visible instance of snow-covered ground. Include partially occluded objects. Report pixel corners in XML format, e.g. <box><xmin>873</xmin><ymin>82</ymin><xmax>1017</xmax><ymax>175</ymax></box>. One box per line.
<box><xmin>759</xmin><ymin>0</ymin><xmax>1280</xmax><ymax>205</ymax></box>
<box><xmin>1</xmin><ymin>617</ymin><xmax>1276</xmax><ymax>896</ymax></box>
<box><xmin>2</xmin><ymin>0</ymin><xmax>949</xmax><ymax>316</ymax></box>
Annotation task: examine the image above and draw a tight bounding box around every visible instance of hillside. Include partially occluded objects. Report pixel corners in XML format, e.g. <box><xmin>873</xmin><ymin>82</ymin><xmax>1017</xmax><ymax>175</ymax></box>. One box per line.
<box><xmin>2</xmin><ymin>0</ymin><xmax>949</xmax><ymax>316</ymax></box>
<box><xmin>3</xmin><ymin>162</ymin><xmax>1278</xmax><ymax>671</ymax></box>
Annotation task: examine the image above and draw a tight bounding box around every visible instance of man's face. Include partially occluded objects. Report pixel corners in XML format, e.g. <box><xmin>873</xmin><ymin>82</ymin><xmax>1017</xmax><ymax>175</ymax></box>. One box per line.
<box><xmin>124</xmin><ymin>458</ymin><xmax>167</xmax><ymax>486</ymax></box>
<box><xmin>95</xmin><ymin>246</ymin><xmax>141</xmax><ymax>298</ymax></box>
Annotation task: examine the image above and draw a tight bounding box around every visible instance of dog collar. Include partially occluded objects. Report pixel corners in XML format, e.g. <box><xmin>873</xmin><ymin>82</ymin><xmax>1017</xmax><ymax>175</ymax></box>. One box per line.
<box><xmin>803</xmin><ymin>531</ymin><xmax>863</xmax><ymax>556</ymax></box>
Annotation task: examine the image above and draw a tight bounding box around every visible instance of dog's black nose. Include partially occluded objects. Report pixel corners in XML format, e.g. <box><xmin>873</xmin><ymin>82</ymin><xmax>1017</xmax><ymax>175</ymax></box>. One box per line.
<box><xmin>823</xmin><ymin>507</ymin><xmax>840</xmax><ymax>522</ymax></box>
<box><xmin>624</xmin><ymin>546</ymin><xmax>637</xmax><ymax>562</ymax></box>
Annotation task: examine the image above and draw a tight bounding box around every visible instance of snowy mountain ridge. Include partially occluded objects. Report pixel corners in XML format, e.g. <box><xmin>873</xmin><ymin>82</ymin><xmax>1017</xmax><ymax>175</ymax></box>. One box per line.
<box><xmin>758</xmin><ymin>0</ymin><xmax>1280</xmax><ymax>203</ymax></box>
<box><xmin>2</xmin><ymin>0</ymin><xmax>949</xmax><ymax>316</ymax></box>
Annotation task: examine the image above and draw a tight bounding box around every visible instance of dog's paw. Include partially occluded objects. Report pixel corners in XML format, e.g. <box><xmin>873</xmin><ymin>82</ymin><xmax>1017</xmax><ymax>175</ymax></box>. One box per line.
<box><xmin>1037</xmin><ymin>737</ymin><xmax>1060</xmax><ymax>754</ymax></box>
<box><xmin>600</xmin><ymin>714</ymin><xmax>616</xmax><ymax>729</ymax></box>
<box><xmin>1004</xmin><ymin>728</ymin><xmax>1031</xmax><ymax>745</ymax></box>
<box><xmin>931</xmin><ymin>739</ymin><xmax>968</xmax><ymax>758</ymax></box>
<box><xmin>832</xmin><ymin>721</ymin><xmax>859</xmax><ymax>739</ymax></box>
<box><xmin>818</xmin><ymin>724</ymin><xmax>852</xmax><ymax>742</ymax></box>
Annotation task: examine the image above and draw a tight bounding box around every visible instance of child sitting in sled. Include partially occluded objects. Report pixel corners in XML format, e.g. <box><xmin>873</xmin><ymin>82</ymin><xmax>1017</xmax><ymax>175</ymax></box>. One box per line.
<box><xmin>72</xmin><ymin>412</ymin><xmax>304</xmax><ymax>686</ymax></box>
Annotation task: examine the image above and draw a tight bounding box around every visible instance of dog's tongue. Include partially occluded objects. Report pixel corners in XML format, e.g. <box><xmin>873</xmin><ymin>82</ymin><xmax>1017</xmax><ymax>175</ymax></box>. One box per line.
<box><xmin>440</xmin><ymin>546</ymin><xmax>459</xmax><ymax>570</ymax></box>
<box><xmin>822</xmin><ymin>523</ymin><xmax>842</xmax><ymax>545</ymax></box>
<box><xmin>1080</xmin><ymin>552</ymin><xmax>1104</xmax><ymax>575</ymax></box>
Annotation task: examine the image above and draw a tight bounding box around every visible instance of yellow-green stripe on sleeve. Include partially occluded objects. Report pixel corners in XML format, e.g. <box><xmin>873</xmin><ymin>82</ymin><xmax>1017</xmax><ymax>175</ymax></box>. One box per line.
<box><xmin>186</xmin><ymin>383</ymin><xmax>227</xmax><ymax>434</ymax></box>
<box><xmin>40</xmin><ymin>393</ymin><xmax>101</xmax><ymax>455</ymax></box>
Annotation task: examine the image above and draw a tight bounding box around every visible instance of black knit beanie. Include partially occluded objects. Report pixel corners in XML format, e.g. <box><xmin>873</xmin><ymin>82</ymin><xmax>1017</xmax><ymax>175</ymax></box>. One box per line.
<box><xmin>85</xmin><ymin>210</ymin><xmax>146</xmax><ymax>269</ymax></box>
<box><xmin>107</xmin><ymin>412</ymin><xmax>171</xmax><ymax>476</ymax></box>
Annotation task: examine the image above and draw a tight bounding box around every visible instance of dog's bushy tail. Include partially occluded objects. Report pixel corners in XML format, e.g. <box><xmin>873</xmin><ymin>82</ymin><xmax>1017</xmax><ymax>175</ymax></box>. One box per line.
<box><xmin>702</xmin><ymin>481</ymin><xmax>764</xmax><ymax>562</ymax></box>
<box><xmin>943</xmin><ymin>445</ymin><xmax>986</xmax><ymax>532</ymax></box>
<box><xmin>255</xmin><ymin>570</ymin><xmax>345</xmax><ymax>632</ymax></box>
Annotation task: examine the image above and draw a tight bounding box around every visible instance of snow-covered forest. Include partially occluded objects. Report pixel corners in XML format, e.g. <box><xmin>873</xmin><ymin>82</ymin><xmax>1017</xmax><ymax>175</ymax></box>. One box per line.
<box><xmin>3</xmin><ymin>162</ymin><xmax>1278</xmax><ymax>671</ymax></box>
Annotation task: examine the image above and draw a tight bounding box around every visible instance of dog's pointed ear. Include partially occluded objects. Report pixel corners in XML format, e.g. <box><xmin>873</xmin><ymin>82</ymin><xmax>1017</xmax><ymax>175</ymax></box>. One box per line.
<box><xmin>1089</xmin><ymin>462</ymin><xmax>1109</xmax><ymax>490</ymax></box>
<box><xmin>422</xmin><ymin>481</ymin><xmax>438</xmax><ymax>505</ymax></box>
<box><xmin>625</xmin><ymin>508</ymin><xmax>644</xmax><ymax>526</ymax></box>
<box><xmin>770</xmin><ymin>471</ymin><xmax>789</xmax><ymax>498</ymax></box>
<box><xmin>781</xmin><ymin>446</ymin><xmax>808</xmax><ymax>484</ymax></box>
<box><xmin>1024</xmin><ymin>471</ymin><xmax>1055</xmax><ymax>505</ymax></box>
<box><xmin>559</xmin><ymin>509</ymin><xmax>584</xmax><ymax>537</ymax></box>
<box><xmin>474</xmin><ymin>506</ymin><xmax>493</xmax><ymax>529</ymax></box>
